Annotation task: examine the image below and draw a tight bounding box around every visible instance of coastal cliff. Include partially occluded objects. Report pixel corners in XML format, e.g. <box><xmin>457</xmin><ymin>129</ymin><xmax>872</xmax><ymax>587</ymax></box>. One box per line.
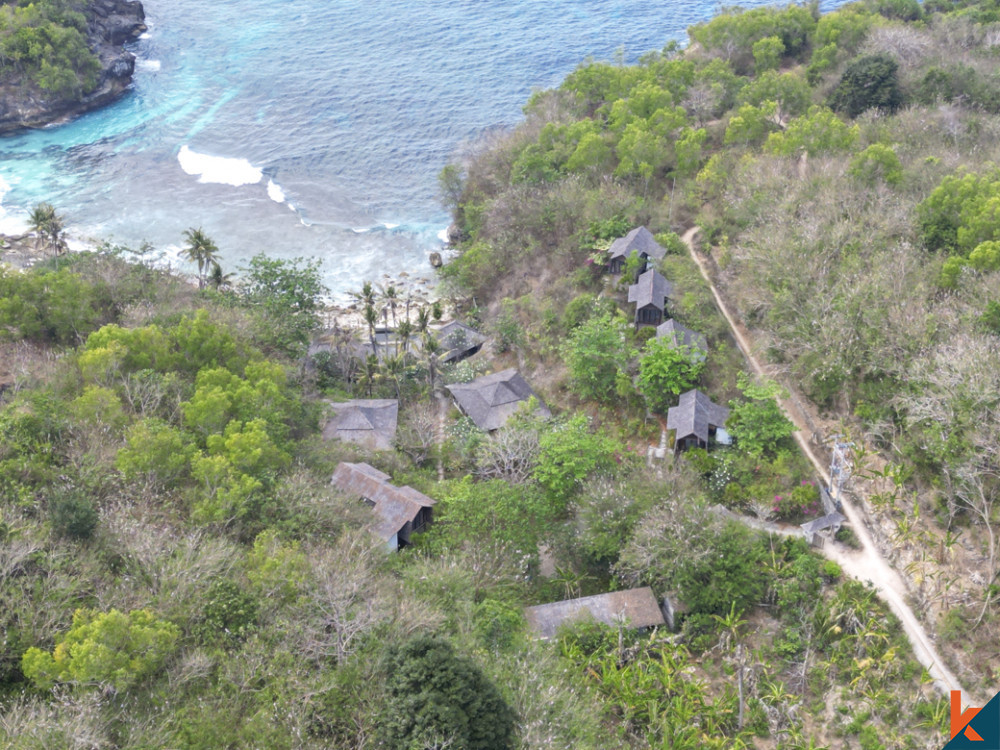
<box><xmin>0</xmin><ymin>0</ymin><xmax>146</xmax><ymax>133</ymax></box>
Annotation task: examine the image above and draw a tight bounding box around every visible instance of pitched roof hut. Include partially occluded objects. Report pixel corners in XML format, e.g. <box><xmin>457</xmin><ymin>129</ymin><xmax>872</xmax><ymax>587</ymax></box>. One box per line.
<box><xmin>323</xmin><ymin>399</ymin><xmax>398</xmax><ymax>451</ymax></box>
<box><xmin>433</xmin><ymin>320</ymin><xmax>486</xmax><ymax>363</ymax></box>
<box><xmin>330</xmin><ymin>462</ymin><xmax>435</xmax><ymax>550</ymax></box>
<box><xmin>800</xmin><ymin>512</ymin><xmax>846</xmax><ymax>547</ymax></box>
<box><xmin>656</xmin><ymin>319</ymin><xmax>708</xmax><ymax>362</ymax></box>
<box><xmin>607</xmin><ymin>227</ymin><xmax>666</xmax><ymax>274</ymax></box>
<box><xmin>628</xmin><ymin>269</ymin><xmax>674</xmax><ymax>327</ymax></box>
<box><xmin>524</xmin><ymin>587</ymin><xmax>666</xmax><ymax>639</ymax></box>
<box><xmin>666</xmin><ymin>389</ymin><xmax>730</xmax><ymax>452</ymax></box>
<box><xmin>446</xmin><ymin>368</ymin><xmax>551</xmax><ymax>431</ymax></box>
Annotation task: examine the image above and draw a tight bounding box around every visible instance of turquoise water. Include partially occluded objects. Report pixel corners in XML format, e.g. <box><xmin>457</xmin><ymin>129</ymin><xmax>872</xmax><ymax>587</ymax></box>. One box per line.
<box><xmin>0</xmin><ymin>1</ymin><xmax>848</xmax><ymax>295</ymax></box>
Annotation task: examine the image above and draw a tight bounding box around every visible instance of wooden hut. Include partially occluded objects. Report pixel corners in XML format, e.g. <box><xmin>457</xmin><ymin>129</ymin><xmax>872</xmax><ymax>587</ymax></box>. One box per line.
<box><xmin>331</xmin><ymin>462</ymin><xmax>435</xmax><ymax>550</ymax></box>
<box><xmin>524</xmin><ymin>587</ymin><xmax>667</xmax><ymax>640</ymax></box>
<box><xmin>656</xmin><ymin>319</ymin><xmax>708</xmax><ymax>362</ymax></box>
<box><xmin>323</xmin><ymin>399</ymin><xmax>398</xmax><ymax>451</ymax></box>
<box><xmin>666</xmin><ymin>389</ymin><xmax>730</xmax><ymax>452</ymax></box>
<box><xmin>446</xmin><ymin>368</ymin><xmax>550</xmax><ymax>431</ymax></box>
<box><xmin>607</xmin><ymin>227</ymin><xmax>666</xmax><ymax>275</ymax></box>
<box><xmin>628</xmin><ymin>269</ymin><xmax>673</xmax><ymax>327</ymax></box>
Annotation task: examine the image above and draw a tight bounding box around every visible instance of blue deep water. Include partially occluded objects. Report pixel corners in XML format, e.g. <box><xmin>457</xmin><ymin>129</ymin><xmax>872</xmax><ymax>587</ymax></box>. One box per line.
<box><xmin>0</xmin><ymin>0</ymin><xmax>849</xmax><ymax>296</ymax></box>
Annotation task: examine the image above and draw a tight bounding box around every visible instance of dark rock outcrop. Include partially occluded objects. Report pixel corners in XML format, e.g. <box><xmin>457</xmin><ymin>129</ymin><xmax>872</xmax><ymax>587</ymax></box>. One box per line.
<box><xmin>0</xmin><ymin>0</ymin><xmax>146</xmax><ymax>133</ymax></box>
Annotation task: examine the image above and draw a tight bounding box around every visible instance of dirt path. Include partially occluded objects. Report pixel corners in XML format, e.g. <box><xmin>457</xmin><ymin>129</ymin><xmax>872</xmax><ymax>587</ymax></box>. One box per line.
<box><xmin>679</xmin><ymin>226</ymin><xmax>965</xmax><ymax>698</ymax></box>
<box><xmin>435</xmin><ymin>391</ymin><xmax>448</xmax><ymax>482</ymax></box>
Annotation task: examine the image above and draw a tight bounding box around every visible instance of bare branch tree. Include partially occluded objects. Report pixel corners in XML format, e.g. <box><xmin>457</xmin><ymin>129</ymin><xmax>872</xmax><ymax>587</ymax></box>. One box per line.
<box><xmin>297</xmin><ymin>530</ymin><xmax>390</xmax><ymax>664</ymax></box>
<box><xmin>474</xmin><ymin>422</ymin><xmax>540</xmax><ymax>483</ymax></box>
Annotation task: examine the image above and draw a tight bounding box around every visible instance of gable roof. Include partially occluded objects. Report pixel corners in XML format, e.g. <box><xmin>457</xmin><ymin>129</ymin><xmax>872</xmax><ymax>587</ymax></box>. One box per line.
<box><xmin>524</xmin><ymin>587</ymin><xmax>666</xmax><ymax>639</ymax></box>
<box><xmin>656</xmin><ymin>319</ymin><xmax>708</xmax><ymax>361</ymax></box>
<box><xmin>323</xmin><ymin>399</ymin><xmax>398</xmax><ymax>451</ymax></box>
<box><xmin>628</xmin><ymin>269</ymin><xmax>673</xmax><ymax>311</ymax></box>
<box><xmin>800</xmin><ymin>512</ymin><xmax>846</xmax><ymax>537</ymax></box>
<box><xmin>330</xmin><ymin>462</ymin><xmax>435</xmax><ymax>543</ymax></box>
<box><xmin>666</xmin><ymin>389</ymin><xmax>730</xmax><ymax>445</ymax></box>
<box><xmin>607</xmin><ymin>227</ymin><xmax>667</xmax><ymax>263</ymax></box>
<box><xmin>446</xmin><ymin>368</ymin><xmax>551</xmax><ymax>431</ymax></box>
<box><xmin>434</xmin><ymin>320</ymin><xmax>487</xmax><ymax>363</ymax></box>
<box><xmin>330</xmin><ymin>461</ymin><xmax>392</xmax><ymax>499</ymax></box>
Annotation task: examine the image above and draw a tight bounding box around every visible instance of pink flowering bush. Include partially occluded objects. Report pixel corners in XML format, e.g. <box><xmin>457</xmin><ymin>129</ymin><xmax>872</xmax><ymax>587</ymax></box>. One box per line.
<box><xmin>772</xmin><ymin>480</ymin><xmax>820</xmax><ymax>519</ymax></box>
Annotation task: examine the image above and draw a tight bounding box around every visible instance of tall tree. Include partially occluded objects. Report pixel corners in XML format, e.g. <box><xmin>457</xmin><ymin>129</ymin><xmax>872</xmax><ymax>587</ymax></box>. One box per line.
<box><xmin>377</xmin><ymin>635</ymin><xmax>517</xmax><ymax>750</ymax></box>
<box><xmin>28</xmin><ymin>202</ymin><xmax>64</xmax><ymax>255</ymax></box>
<box><xmin>181</xmin><ymin>227</ymin><xmax>220</xmax><ymax>289</ymax></box>
<box><xmin>380</xmin><ymin>283</ymin><xmax>400</xmax><ymax>328</ymax></box>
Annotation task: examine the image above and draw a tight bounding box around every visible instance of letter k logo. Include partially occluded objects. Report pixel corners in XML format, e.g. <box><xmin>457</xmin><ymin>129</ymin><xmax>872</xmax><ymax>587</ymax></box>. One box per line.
<box><xmin>953</xmin><ymin>691</ymin><xmax>984</xmax><ymax>742</ymax></box>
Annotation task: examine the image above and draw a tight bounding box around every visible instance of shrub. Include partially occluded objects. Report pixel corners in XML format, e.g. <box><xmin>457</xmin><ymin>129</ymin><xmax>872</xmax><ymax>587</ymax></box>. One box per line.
<box><xmin>561</xmin><ymin>311</ymin><xmax>634</xmax><ymax>403</ymax></box>
<box><xmin>772</xmin><ymin>481</ymin><xmax>821</xmax><ymax>519</ymax></box>
<box><xmin>534</xmin><ymin>415</ymin><xmax>623</xmax><ymax>509</ymax></box>
<box><xmin>828</xmin><ymin>54</ymin><xmax>902</xmax><ymax>118</ymax></box>
<box><xmin>49</xmin><ymin>491</ymin><xmax>98</xmax><ymax>541</ymax></box>
<box><xmin>195</xmin><ymin>579</ymin><xmax>259</xmax><ymax>645</ymax></box>
<box><xmin>980</xmin><ymin>300</ymin><xmax>1000</xmax><ymax>335</ymax></box>
<box><xmin>848</xmin><ymin>143</ymin><xmax>903</xmax><ymax>186</ymax></box>
<box><xmin>491</xmin><ymin>299</ymin><xmax>524</xmax><ymax>353</ymax></box>
<box><xmin>752</xmin><ymin>35</ymin><xmax>784</xmax><ymax>73</ymax></box>
<box><xmin>377</xmin><ymin>636</ymin><xmax>517</xmax><ymax>750</ymax></box>
<box><xmin>116</xmin><ymin>419</ymin><xmax>194</xmax><ymax>487</ymax></box>
<box><xmin>765</xmin><ymin>106</ymin><xmax>858</xmax><ymax>156</ymax></box>
<box><xmin>22</xmin><ymin>608</ymin><xmax>180</xmax><ymax>691</ymax></box>
<box><xmin>637</xmin><ymin>336</ymin><xmax>705</xmax><ymax>414</ymax></box>
<box><xmin>726</xmin><ymin>373</ymin><xmax>796</xmax><ymax>458</ymax></box>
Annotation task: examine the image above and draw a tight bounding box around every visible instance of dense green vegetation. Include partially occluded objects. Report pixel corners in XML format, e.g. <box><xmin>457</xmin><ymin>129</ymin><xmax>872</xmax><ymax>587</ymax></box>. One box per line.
<box><xmin>0</xmin><ymin>0</ymin><xmax>102</xmax><ymax>97</ymax></box>
<box><xmin>10</xmin><ymin>0</ymin><xmax>1000</xmax><ymax>745</ymax></box>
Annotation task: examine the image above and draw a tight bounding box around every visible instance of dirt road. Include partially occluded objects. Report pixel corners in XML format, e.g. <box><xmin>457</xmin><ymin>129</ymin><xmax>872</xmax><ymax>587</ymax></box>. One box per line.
<box><xmin>680</xmin><ymin>227</ymin><xmax>965</xmax><ymax>698</ymax></box>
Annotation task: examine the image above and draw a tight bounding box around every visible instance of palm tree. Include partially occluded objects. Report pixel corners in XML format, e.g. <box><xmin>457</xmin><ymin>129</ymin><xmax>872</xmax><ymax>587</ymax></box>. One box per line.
<box><xmin>351</xmin><ymin>281</ymin><xmax>380</xmax><ymax>354</ymax></box>
<box><xmin>208</xmin><ymin>262</ymin><xmax>234</xmax><ymax>290</ymax></box>
<box><xmin>181</xmin><ymin>227</ymin><xmax>220</xmax><ymax>288</ymax></box>
<box><xmin>363</xmin><ymin>303</ymin><xmax>379</xmax><ymax>356</ymax></box>
<box><xmin>415</xmin><ymin>306</ymin><xmax>431</xmax><ymax>335</ymax></box>
<box><xmin>382</xmin><ymin>354</ymin><xmax>405</xmax><ymax>399</ymax></box>
<box><xmin>396</xmin><ymin>320</ymin><xmax>414</xmax><ymax>359</ymax></box>
<box><xmin>380</xmin><ymin>283</ymin><xmax>400</xmax><ymax>328</ymax></box>
<box><xmin>28</xmin><ymin>202</ymin><xmax>64</xmax><ymax>255</ymax></box>
<box><xmin>421</xmin><ymin>334</ymin><xmax>443</xmax><ymax>393</ymax></box>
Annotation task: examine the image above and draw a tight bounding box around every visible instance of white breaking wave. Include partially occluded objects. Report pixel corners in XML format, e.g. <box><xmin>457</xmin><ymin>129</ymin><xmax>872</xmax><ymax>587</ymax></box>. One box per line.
<box><xmin>0</xmin><ymin>174</ymin><xmax>29</xmax><ymax>235</ymax></box>
<box><xmin>137</xmin><ymin>59</ymin><xmax>161</xmax><ymax>72</ymax></box>
<box><xmin>266</xmin><ymin>179</ymin><xmax>286</xmax><ymax>203</ymax></box>
<box><xmin>177</xmin><ymin>145</ymin><xmax>263</xmax><ymax>186</ymax></box>
<box><xmin>436</xmin><ymin>227</ymin><xmax>449</xmax><ymax>243</ymax></box>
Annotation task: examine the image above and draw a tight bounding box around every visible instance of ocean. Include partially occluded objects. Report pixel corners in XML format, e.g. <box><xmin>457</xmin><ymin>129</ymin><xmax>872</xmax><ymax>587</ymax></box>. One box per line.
<box><xmin>0</xmin><ymin>0</ymin><xmax>849</xmax><ymax>298</ymax></box>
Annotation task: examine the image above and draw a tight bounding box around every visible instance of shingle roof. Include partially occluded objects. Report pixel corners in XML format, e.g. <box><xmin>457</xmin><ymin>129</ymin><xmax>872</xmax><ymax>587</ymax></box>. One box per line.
<box><xmin>607</xmin><ymin>227</ymin><xmax>667</xmax><ymax>263</ymax></box>
<box><xmin>656</xmin><ymin>319</ymin><xmax>708</xmax><ymax>361</ymax></box>
<box><xmin>330</xmin><ymin>462</ymin><xmax>435</xmax><ymax>544</ymax></box>
<box><xmin>330</xmin><ymin>461</ymin><xmax>392</xmax><ymax>499</ymax></box>
<box><xmin>434</xmin><ymin>320</ymin><xmax>486</xmax><ymax>363</ymax></box>
<box><xmin>446</xmin><ymin>368</ymin><xmax>551</xmax><ymax>431</ymax></box>
<box><xmin>524</xmin><ymin>587</ymin><xmax>666</xmax><ymax>639</ymax></box>
<box><xmin>666</xmin><ymin>389</ymin><xmax>730</xmax><ymax>445</ymax></box>
<box><xmin>628</xmin><ymin>269</ymin><xmax>673</xmax><ymax>311</ymax></box>
<box><xmin>323</xmin><ymin>400</ymin><xmax>399</xmax><ymax>451</ymax></box>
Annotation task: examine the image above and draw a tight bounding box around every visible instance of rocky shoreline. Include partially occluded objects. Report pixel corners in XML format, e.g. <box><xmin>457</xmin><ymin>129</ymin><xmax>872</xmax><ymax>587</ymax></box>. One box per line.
<box><xmin>0</xmin><ymin>0</ymin><xmax>146</xmax><ymax>134</ymax></box>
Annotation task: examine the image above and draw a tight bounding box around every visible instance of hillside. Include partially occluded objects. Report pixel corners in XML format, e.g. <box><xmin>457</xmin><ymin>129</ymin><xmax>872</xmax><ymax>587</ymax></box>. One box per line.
<box><xmin>3</xmin><ymin>0</ymin><xmax>1000</xmax><ymax>747</ymax></box>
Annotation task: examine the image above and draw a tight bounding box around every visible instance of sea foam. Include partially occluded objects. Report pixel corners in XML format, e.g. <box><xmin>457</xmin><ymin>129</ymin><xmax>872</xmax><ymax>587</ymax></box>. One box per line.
<box><xmin>0</xmin><ymin>174</ymin><xmax>28</xmax><ymax>235</ymax></box>
<box><xmin>178</xmin><ymin>145</ymin><xmax>263</xmax><ymax>186</ymax></box>
<box><xmin>266</xmin><ymin>179</ymin><xmax>286</xmax><ymax>203</ymax></box>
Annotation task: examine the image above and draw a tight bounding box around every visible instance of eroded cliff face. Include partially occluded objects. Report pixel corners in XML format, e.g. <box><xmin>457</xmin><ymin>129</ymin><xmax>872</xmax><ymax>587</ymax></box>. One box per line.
<box><xmin>0</xmin><ymin>0</ymin><xmax>146</xmax><ymax>133</ymax></box>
